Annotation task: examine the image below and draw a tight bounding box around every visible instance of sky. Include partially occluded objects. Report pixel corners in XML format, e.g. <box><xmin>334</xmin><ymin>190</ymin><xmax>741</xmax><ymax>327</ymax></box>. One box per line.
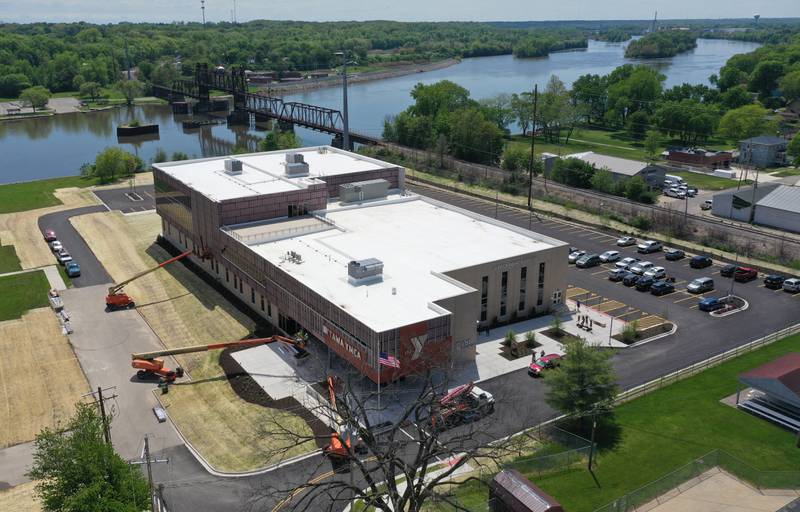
<box><xmin>0</xmin><ymin>0</ymin><xmax>797</xmax><ymax>24</ymax></box>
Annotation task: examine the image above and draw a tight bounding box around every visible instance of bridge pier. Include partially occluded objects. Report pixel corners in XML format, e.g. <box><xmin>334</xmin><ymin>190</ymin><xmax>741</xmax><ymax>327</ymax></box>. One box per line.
<box><xmin>331</xmin><ymin>134</ymin><xmax>354</xmax><ymax>151</ymax></box>
<box><xmin>172</xmin><ymin>102</ymin><xmax>189</xmax><ymax>114</ymax></box>
<box><xmin>193</xmin><ymin>101</ymin><xmax>211</xmax><ymax>114</ymax></box>
<box><xmin>226</xmin><ymin>110</ymin><xmax>250</xmax><ymax>126</ymax></box>
<box><xmin>277</xmin><ymin>120</ymin><xmax>295</xmax><ymax>132</ymax></box>
<box><xmin>253</xmin><ymin>112</ymin><xmax>272</xmax><ymax>129</ymax></box>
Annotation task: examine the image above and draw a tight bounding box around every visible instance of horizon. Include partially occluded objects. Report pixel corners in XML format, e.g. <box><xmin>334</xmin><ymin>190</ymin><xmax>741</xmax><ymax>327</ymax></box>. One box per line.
<box><xmin>0</xmin><ymin>0</ymin><xmax>797</xmax><ymax>25</ymax></box>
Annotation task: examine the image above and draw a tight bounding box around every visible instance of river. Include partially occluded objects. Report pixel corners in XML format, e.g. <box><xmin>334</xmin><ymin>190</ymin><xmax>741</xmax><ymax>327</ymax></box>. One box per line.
<box><xmin>0</xmin><ymin>38</ymin><xmax>761</xmax><ymax>184</ymax></box>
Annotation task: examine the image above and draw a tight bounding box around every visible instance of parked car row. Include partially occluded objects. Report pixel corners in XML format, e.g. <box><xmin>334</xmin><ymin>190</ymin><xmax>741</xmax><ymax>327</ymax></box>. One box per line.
<box><xmin>44</xmin><ymin>230</ymin><xmax>81</xmax><ymax>278</ymax></box>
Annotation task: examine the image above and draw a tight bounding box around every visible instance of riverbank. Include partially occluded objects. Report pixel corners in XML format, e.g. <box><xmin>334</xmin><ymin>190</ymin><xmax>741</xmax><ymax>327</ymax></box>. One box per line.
<box><xmin>0</xmin><ymin>96</ymin><xmax>164</xmax><ymax>121</ymax></box>
<box><xmin>262</xmin><ymin>58</ymin><xmax>460</xmax><ymax>95</ymax></box>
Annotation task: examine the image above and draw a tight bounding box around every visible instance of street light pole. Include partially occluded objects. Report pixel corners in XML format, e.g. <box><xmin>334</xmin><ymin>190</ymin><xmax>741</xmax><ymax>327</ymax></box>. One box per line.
<box><xmin>336</xmin><ymin>50</ymin><xmax>352</xmax><ymax>151</ymax></box>
<box><xmin>527</xmin><ymin>84</ymin><xmax>539</xmax><ymax>210</ymax></box>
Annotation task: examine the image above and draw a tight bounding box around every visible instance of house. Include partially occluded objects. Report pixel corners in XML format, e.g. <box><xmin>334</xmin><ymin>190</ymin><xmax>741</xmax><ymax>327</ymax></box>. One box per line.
<box><xmin>738</xmin><ymin>353</ymin><xmax>800</xmax><ymax>431</ymax></box>
<box><xmin>568</xmin><ymin>152</ymin><xmax>666</xmax><ymax>188</ymax></box>
<box><xmin>666</xmin><ymin>148</ymin><xmax>733</xmax><ymax>169</ymax></box>
<box><xmin>738</xmin><ymin>135</ymin><xmax>788</xmax><ymax>168</ymax></box>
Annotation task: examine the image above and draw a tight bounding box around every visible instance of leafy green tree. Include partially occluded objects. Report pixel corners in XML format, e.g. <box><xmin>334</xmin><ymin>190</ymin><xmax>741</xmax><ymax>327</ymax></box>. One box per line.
<box><xmin>149</xmin><ymin>61</ymin><xmax>179</xmax><ymax>87</ymax></box>
<box><xmin>49</xmin><ymin>51</ymin><xmax>81</xmax><ymax>92</ymax></box>
<box><xmin>644</xmin><ymin>130</ymin><xmax>661</xmax><ymax>161</ymax></box>
<box><xmin>152</xmin><ymin>148</ymin><xmax>168</xmax><ymax>163</ymax></box>
<box><xmin>260</xmin><ymin>129</ymin><xmax>301</xmax><ymax>151</ymax></box>
<box><xmin>624</xmin><ymin>176</ymin><xmax>648</xmax><ymax>202</ymax></box>
<box><xmin>79</xmin><ymin>81</ymin><xmax>102</xmax><ymax>102</ymax></box>
<box><xmin>779</xmin><ymin>70</ymin><xmax>800</xmax><ymax>102</ymax></box>
<box><xmin>718</xmin><ymin>104</ymin><xmax>778</xmax><ymax>140</ymax></box>
<box><xmin>0</xmin><ymin>73</ymin><xmax>32</xmax><ymax>98</ymax></box>
<box><xmin>171</xmin><ymin>151</ymin><xmax>189</xmax><ymax>161</ymax></box>
<box><xmin>449</xmin><ymin>107</ymin><xmax>504</xmax><ymax>165</ymax></box>
<box><xmin>552</xmin><ymin>157</ymin><xmax>595</xmax><ymax>188</ymax></box>
<box><xmin>117</xmin><ymin>80</ymin><xmax>144</xmax><ymax>106</ymax></box>
<box><xmin>28</xmin><ymin>402</ymin><xmax>150</xmax><ymax>512</ymax></box>
<box><xmin>590</xmin><ymin>168</ymin><xmax>616</xmax><ymax>194</ymax></box>
<box><xmin>748</xmin><ymin>60</ymin><xmax>785</xmax><ymax>98</ymax></box>
<box><xmin>19</xmin><ymin>85</ymin><xmax>51</xmax><ymax>112</ymax></box>
<box><xmin>501</xmin><ymin>144</ymin><xmax>531</xmax><ymax>176</ymax></box>
<box><xmin>92</xmin><ymin>147</ymin><xmax>138</xmax><ymax>183</ymax></box>
<box><xmin>788</xmin><ymin>134</ymin><xmax>800</xmax><ymax>165</ymax></box>
<box><xmin>720</xmin><ymin>85</ymin><xmax>753</xmax><ymax>110</ymax></box>
<box><xmin>653</xmin><ymin>99</ymin><xmax>719</xmax><ymax>145</ymax></box>
<box><xmin>409</xmin><ymin>80</ymin><xmax>473</xmax><ymax>118</ymax></box>
<box><xmin>626</xmin><ymin>110</ymin><xmax>650</xmax><ymax>139</ymax></box>
<box><xmin>606</xmin><ymin>66</ymin><xmax>664</xmax><ymax>125</ymax></box>
<box><xmin>544</xmin><ymin>340</ymin><xmax>618</xmax><ymax>420</ymax></box>
<box><xmin>509</xmin><ymin>92</ymin><xmax>534</xmax><ymax>134</ymax></box>
<box><xmin>479</xmin><ymin>94</ymin><xmax>514</xmax><ymax>132</ymax></box>
<box><xmin>571</xmin><ymin>73</ymin><xmax>608</xmax><ymax>124</ymax></box>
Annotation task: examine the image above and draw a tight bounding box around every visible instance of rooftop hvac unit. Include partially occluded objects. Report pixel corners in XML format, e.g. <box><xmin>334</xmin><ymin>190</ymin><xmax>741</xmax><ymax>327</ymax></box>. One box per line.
<box><xmin>286</xmin><ymin>153</ymin><xmax>305</xmax><ymax>164</ymax></box>
<box><xmin>224</xmin><ymin>158</ymin><xmax>243</xmax><ymax>175</ymax></box>
<box><xmin>348</xmin><ymin>258</ymin><xmax>383</xmax><ymax>283</ymax></box>
<box><xmin>284</xmin><ymin>153</ymin><xmax>310</xmax><ymax>176</ymax></box>
<box><xmin>339</xmin><ymin>179</ymin><xmax>390</xmax><ymax>203</ymax></box>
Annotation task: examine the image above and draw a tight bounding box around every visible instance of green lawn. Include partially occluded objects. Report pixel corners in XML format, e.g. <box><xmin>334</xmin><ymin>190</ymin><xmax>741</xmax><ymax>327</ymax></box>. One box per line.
<box><xmin>0</xmin><ymin>245</ymin><xmax>22</xmax><ymax>273</ymax></box>
<box><xmin>0</xmin><ymin>271</ymin><xmax>51</xmax><ymax>321</ymax></box>
<box><xmin>770</xmin><ymin>167</ymin><xmax>800</xmax><ymax>177</ymax></box>
<box><xmin>0</xmin><ymin>175</ymin><xmax>100</xmax><ymax>214</ymax></box>
<box><xmin>439</xmin><ymin>333</ymin><xmax>800</xmax><ymax>512</ymax></box>
<box><xmin>667</xmin><ymin>171</ymin><xmax>749</xmax><ymax>191</ymax></box>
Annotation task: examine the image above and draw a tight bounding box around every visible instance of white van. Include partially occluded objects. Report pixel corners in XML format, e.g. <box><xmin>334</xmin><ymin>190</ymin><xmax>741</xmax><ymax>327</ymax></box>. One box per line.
<box><xmin>665</xmin><ymin>174</ymin><xmax>686</xmax><ymax>186</ymax></box>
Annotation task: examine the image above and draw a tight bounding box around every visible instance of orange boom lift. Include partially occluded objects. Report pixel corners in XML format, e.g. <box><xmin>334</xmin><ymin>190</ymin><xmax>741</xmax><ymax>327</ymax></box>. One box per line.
<box><xmin>105</xmin><ymin>249</ymin><xmax>194</xmax><ymax>310</ymax></box>
<box><xmin>130</xmin><ymin>335</ymin><xmax>309</xmax><ymax>383</ymax></box>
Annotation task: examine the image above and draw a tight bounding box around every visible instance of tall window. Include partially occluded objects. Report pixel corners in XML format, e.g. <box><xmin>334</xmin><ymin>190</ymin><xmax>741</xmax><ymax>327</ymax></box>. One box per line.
<box><xmin>480</xmin><ymin>276</ymin><xmax>488</xmax><ymax>322</ymax></box>
<box><xmin>537</xmin><ymin>262</ymin><xmax>546</xmax><ymax>306</ymax></box>
<box><xmin>500</xmin><ymin>271</ymin><xmax>508</xmax><ymax>317</ymax></box>
<box><xmin>518</xmin><ymin>266</ymin><xmax>527</xmax><ymax>311</ymax></box>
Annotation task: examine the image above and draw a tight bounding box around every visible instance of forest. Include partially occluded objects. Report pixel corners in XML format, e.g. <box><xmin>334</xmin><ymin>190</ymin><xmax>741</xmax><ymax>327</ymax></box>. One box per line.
<box><xmin>624</xmin><ymin>30</ymin><xmax>698</xmax><ymax>59</ymax></box>
<box><xmin>0</xmin><ymin>20</ymin><xmax>595</xmax><ymax>96</ymax></box>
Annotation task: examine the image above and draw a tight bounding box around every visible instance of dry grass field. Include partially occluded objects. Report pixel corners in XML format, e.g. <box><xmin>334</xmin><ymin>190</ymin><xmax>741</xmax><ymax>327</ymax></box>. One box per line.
<box><xmin>71</xmin><ymin>211</ymin><xmax>316</xmax><ymax>472</ymax></box>
<box><xmin>0</xmin><ymin>308</ymin><xmax>88</xmax><ymax>448</ymax></box>
<box><xmin>0</xmin><ymin>482</ymin><xmax>42</xmax><ymax>512</ymax></box>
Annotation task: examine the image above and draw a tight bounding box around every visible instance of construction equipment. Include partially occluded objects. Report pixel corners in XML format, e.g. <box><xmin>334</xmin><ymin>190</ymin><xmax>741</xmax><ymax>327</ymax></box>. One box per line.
<box><xmin>105</xmin><ymin>249</ymin><xmax>193</xmax><ymax>310</ymax></box>
<box><xmin>431</xmin><ymin>382</ymin><xmax>495</xmax><ymax>431</ymax></box>
<box><xmin>322</xmin><ymin>376</ymin><xmax>367</xmax><ymax>461</ymax></box>
<box><xmin>130</xmin><ymin>335</ymin><xmax>309</xmax><ymax>382</ymax></box>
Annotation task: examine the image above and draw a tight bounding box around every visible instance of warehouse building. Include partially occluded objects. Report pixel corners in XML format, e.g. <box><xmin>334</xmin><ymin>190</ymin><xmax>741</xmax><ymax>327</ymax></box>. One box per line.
<box><xmin>711</xmin><ymin>183</ymin><xmax>800</xmax><ymax>233</ymax></box>
<box><xmin>568</xmin><ymin>152</ymin><xmax>666</xmax><ymax>188</ymax></box>
<box><xmin>153</xmin><ymin>147</ymin><xmax>568</xmax><ymax>383</ymax></box>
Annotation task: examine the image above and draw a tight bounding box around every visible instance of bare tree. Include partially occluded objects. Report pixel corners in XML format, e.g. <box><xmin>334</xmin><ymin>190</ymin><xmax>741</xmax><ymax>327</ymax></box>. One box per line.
<box><xmin>257</xmin><ymin>370</ymin><xmax>534</xmax><ymax>512</ymax></box>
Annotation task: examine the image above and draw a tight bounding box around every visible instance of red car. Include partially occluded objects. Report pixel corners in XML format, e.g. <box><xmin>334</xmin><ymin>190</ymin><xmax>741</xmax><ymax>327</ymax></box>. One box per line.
<box><xmin>44</xmin><ymin>229</ymin><xmax>57</xmax><ymax>242</ymax></box>
<box><xmin>528</xmin><ymin>354</ymin><xmax>562</xmax><ymax>377</ymax></box>
<box><xmin>734</xmin><ymin>267</ymin><xmax>758</xmax><ymax>282</ymax></box>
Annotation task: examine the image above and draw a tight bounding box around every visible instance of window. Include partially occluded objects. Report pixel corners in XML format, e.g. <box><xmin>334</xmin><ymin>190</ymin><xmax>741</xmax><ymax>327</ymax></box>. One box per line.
<box><xmin>537</xmin><ymin>262</ymin><xmax>546</xmax><ymax>306</ymax></box>
<box><xmin>500</xmin><ymin>271</ymin><xmax>508</xmax><ymax>317</ymax></box>
<box><xmin>233</xmin><ymin>275</ymin><xmax>238</xmax><ymax>288</ymax></box>
<box><xmin>480</xmin><ymin>276</ymin><xmax>488</xmax><ymax>322</ymax></box>
<box><xmin>267</xmin><ymin>303</ymin><xmax>272</xmax><ymax>317</ymax></box>
<box><xmin>251</xmin><ymin>289</ymin><xmax>255</xmax><ymax>304</ymax></box>
<box><xmin>518</xmin><ymin>266</ymin><xmax>527</xmax><ymax>312</ymax></box>
<box><xmin>225</xmin><ymin>267</ymin><xmax>229</xmax><ymax>283</ymax></box>
<box><xmin>260</xmin><ymin>295</ymin><xmax>265</xmax><ymax>312</ymax></box>
<box><xmin>239</xmin><ymin>279</ymin><xmax>244</xmax><ymax>294</ymax></box>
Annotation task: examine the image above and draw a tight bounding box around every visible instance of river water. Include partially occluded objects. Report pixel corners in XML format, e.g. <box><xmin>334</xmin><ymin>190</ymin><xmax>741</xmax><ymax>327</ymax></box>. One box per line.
<box><xmin>0</xmin><ymin>38</ymin><xmax>760</xmax><ymax>184</ymax></box>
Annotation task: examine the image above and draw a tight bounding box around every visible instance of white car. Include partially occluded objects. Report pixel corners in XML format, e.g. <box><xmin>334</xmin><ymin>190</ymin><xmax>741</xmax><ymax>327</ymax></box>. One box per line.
<box><xmin>616</xmin><ymin>236</ymin><xmax>637</xmax><ymax>247</ymax></box>
<box><xmin>56</xmin><ymin>250</ymin><xmax>73</xmax><ymax>265</ymax></box>
<box><xmin>701</xmin><ymin>200</ymin><xmax>713</xmax><ymax>211</ymax></box>
<box><xmin>629</xmin><ymin>261</ymin><xmax>654</xmax><ymax>275</ymax></box>
<box><xmin>665</xmin><ymin>188</ymin><xmax>686</xmax><ymax>199</ymax></box>
<box><xmin>50</xmin><ymin>240</ymin><xmax>63</xmax><ymax>252</ymax></box>
<box><xmin>644</xmin><ymin>266</ymin><xmax>667</xmax><ymax>279</ymax></box>
<box><xmin>616</xmin><ymin>257</ymin><xmax>640</xmax><ymax>270</ymax></box>
<box><xmin>783</xmin><ymin>278</ymin><xmax>800</xmax><ymax>293</ymax></box>
<box><xmin>600</xmin><ymin>250</ymin><xmax>621</xmax><ymax>263</ymax></box>
<box><xmin>568</xmin><ymin>250</ymin><xmax>586</xmax><ymax>264</ymax></box>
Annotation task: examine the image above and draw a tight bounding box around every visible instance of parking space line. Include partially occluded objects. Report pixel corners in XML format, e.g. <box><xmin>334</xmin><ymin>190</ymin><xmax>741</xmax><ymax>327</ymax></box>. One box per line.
<box><xmin>587</xmin><ymin>233</ymin><xmax>611</xmax><ymax>240</ymax></box>
<box><xmin>615</xmin><ymin>309</ymin><xmax>640</xmax><ymax>319</ymax></box>
<box><xmin>674</xmin><ymin>295</ymin><xmax>698</xmax><ymax>303</ymax></box>
<box><xmin>591</xmin><ymin>269</ymin><xmax>609</xmax><ymax>275</ymax></box>
<box><xmin>689</xmin><ymin>305</ymin><xmax>699</xmax><ymax>309</ymax></box>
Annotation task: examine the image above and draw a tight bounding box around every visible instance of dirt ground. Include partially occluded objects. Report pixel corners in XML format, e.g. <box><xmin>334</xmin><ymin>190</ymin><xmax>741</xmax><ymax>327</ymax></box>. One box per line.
<box><xmin>0</xmin><ymin>308</ymin><xmax>88</xmax><ymax>448</ymax></box>
<box><xmin>70</xmin><ymin>210</ymin><xmax>318</xmax><ymax>472</ymax></box>
<box><xmin>0</xmin><ymin>482</ymin><xmax>41</xmax><ymax>512</ymax></box>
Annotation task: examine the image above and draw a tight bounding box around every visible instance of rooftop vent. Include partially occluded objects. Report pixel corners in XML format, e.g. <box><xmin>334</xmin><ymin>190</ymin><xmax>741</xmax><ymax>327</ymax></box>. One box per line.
<box><xmin>224</xmin><ymin>158</ymin><xmax>243</xmax><ymax>175</ymax></box>
<box><xmin>284</xmin><ymin>250</ymin><xmax>303</xmax><ymax>264</ymax></box>
<box><xmin>339</xmin><ymin>179</ymin><xmax>390</xmax><ymax>203</ymax></box>
<box><xmin>284</xmin><ymin>152</ymin><xmax>310</xmax><ymax>176</ymax></box>
<box><xmin>348</xmin><ymin>258</ymin><xmax>383</xmax><ymax>284</ymax></box>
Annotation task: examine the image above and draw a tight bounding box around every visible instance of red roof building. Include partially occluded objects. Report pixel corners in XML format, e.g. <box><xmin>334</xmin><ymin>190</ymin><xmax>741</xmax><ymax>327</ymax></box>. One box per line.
<box><xmin>738</xmin><ymin>353</ymin><xmax>800</xmax><ymax>430</ymax></box>
<box><xmin>490</xmin><ymin>469</ymin><xmax>564</xmax><ymax>512</ymax></box>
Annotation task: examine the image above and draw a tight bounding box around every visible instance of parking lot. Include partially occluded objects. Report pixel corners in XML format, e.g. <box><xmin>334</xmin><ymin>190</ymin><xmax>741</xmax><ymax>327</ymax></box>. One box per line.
<box><xmin>94</xmin><ymin>186</ymin><xmax>155</xmax><ymax>213</ymax></box>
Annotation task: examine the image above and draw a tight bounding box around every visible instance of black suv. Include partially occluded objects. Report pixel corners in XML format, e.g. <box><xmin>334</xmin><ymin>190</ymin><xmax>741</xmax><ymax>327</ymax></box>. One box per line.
<box><xmin>720</xmin><ymin>264</ymin><xmax>737</xmax><ymax>277</ymax></box>
<box><xmin>690</xmin><ymin>255</ymin><xmax>713</xmax><ymax>269</ymax></box>
<box><xmin>651</xmin><ymin>281</ymin><xmax>675</xmax><ymax>296</ymax></box>
<box><xmin>622</xmin><ymin>272</ymin><xmax>641</xmax><ymax>287</ymax></box>
<box><xmin>635</xmin><ymin>276</ymin><xmax>655</xmax><ymax>291</ymax></box>
<box><xmin>764</xmin><ymin>275</ymin><xmax>786</xmax><ymax>289</ymax></box>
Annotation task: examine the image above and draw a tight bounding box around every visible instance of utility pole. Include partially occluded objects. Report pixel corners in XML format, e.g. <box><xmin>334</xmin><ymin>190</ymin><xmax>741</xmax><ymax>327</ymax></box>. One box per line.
<box><xmin>82</xmin><ymin>386</ymin><xmax>117</xmax><ymax>445</ymax></box>
<box><xmin>129</xmin><ymin>435</ymin><xmax>169</xmax><ymax>512</ymax></box>
<box><xmin>527</xmin><ymin>84</ymin><xmax>538</xmax><ymax>210</ymax></box>
<box><xmin>587</xmin><ymin>409</ymin><xmax>598</xmax><ymax>471</ymax></box>
<box><xmin>124</xmin><ymin>39</ymin><xmax>132</xmax><ymax>81</ymax></box>
<box><xmin>201</xmin><ymin>0</ymin><xmax>205</xmax><ymax>25</ymax></box>
<box><xmin>336</xmin><ymin>50</ymin><xmax>352</xmax><ymax>151</ymax></box>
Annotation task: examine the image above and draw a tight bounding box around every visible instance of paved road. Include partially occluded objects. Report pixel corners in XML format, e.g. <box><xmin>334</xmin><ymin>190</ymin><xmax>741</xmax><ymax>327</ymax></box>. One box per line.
<box><xmin>38</xmin><ymin>205</ymin><xmax>112</xmax><ymax>287</ymax></box>
<box><xmin>95</xmin><ymin>186</ymin><xmax>155</xmax><ymax>214</ymax></box>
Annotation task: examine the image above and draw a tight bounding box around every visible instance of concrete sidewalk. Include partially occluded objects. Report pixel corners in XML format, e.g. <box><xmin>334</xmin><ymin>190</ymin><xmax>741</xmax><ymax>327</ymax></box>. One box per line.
<box><xmin>0</xmin><ymin>265</ymin><xmax>66</xmax><ymax>290</ymax></box>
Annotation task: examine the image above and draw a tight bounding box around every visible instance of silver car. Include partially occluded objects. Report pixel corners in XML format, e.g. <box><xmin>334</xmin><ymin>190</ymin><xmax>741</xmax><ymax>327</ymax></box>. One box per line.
<box><xmin>600</xmin><ymin>250</ymin><xmax>620</xmax><ymax>263</ymax></box>
<box><xmin>616</xmin><ymin>257</ymin><xmax>640</xmax><ymax>270</ymax></box>
<box><xmin>568</xmin><ymin>250</ymin><xmax>586</xmax><ymax>264</ymax></box>
<box><xmin>629</xmin><ymin>261</ymin><xmax>654</xmax><ymax>275</ymax></box>
<box><xmin>644</xmin><ymin>266</ymin><xmax>666</xmax><ymax>279</ymax></box>
<box><xmin>616</xmin><ymin>236</ymin><xmax>637</xmax><ymax>247</ymax></box>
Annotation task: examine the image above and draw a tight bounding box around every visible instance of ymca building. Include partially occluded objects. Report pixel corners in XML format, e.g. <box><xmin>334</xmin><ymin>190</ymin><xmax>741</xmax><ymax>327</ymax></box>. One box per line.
<box><xmin>153</xmin><ymin>146</ymin><xmax>568</xmax><ymax>383</ymax></box>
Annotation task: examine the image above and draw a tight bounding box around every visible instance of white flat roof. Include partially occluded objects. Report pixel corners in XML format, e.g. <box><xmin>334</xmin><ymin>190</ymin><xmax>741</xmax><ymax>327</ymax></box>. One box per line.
<box><xmin>154</xmin><ymin>146</ymin><xmax>395</xmax><ymax>202</ymax></box>
<box><xmin>568</xmin><ymin>151</ymin><xmax>648</xmax><ymax>176</ymax></box>
<box><xmin>238</xmin><ymin>194</ymin><xmax>565</xmax><ymax>332</ymax></box>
